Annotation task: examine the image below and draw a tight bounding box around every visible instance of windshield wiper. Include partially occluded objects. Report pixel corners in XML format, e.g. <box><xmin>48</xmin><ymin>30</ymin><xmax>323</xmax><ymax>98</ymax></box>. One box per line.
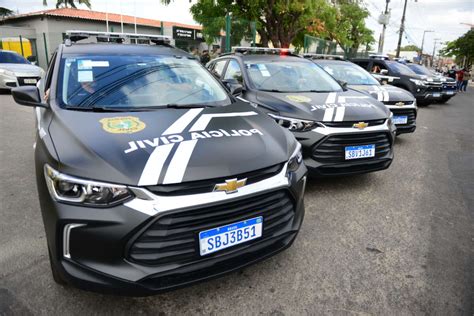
<box><xmin>65</xmin><ymin>106</ymin><xmax>130</xmax><ymax>112</ymax></box>
<box><xmin>259</xmin><ymin>89</ymin><xmax>287</xmax><ymax>92</ymax></box>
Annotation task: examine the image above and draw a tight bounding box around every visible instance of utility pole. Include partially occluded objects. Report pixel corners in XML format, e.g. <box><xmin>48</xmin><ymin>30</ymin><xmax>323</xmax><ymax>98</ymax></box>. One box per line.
<box><xmin>378</xmin><ymin>0</ymin><xmax>390</xmax><ymax>53</ymax></box>
<box><xmin>432</xmin><ymin>38</ymin><xmax>441</xmax><ymax>67</ymax></box>
<box><xmin>420</xmin><ymin>30</ymin><xmax>433</xmax><ymax>65</ymax></box>
<box><xmin>395</xmin><ymin>0</ymin><xmax>408</xmax><ymax>58</ymax></box>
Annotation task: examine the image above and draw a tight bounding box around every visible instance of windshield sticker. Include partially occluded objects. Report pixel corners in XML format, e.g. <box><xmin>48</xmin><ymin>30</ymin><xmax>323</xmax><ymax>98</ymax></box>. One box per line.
<box><xmin>286</xmin><ymin>95</ymin><xmax>312</xmax><ymax>103</ymax></box>
<box><xmin>90</xmin><ymin>61</ymin><xmax>109</xmax><ymax>67</ymax></box>
<box><xmin>100</xmin><ymin>116</ymin><xmax>146</xmax><ymax>134</ymax></box>
<box><xmin>77</xmin><ymin>60</ymin><xmax>92</xmax><ymax>70</ymax></box>
<box><xmin>257</xmin><ymin>64</ymin><xmax>271</xmax><ymax>77</ymax></box>
<box><xmin>77</xmin><ymin>70</ymin><xmax>93</xmax><ymax>82</ymax></box>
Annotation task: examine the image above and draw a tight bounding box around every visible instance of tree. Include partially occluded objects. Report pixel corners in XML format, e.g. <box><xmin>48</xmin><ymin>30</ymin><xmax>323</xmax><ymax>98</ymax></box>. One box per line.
<box><xmin>0</xmin><ymin>7</ymin><xmax>14</xmax><ymax>19</ymax></box>
<box><xmin>42</xmin><ymin>0</ymin><xmax>91</xmax><ymax>9</ymax></box>
<box><xmin>440</xmin><ymin>30</ymin><xmax>474</xmax><ymax>67</ymax></box>
<box><xmin>399</xmin><ymin>45</ymin><xmax>421</xmax><ymax>52</ymax></box>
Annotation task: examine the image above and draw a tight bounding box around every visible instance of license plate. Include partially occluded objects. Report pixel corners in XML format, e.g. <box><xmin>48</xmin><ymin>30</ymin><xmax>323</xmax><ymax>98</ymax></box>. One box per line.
<box><xmin>24</xmin><ymin>79</ymin><xmax>37</xmax><ymax>84</ymax></box>
<box><xmin>393</xmin><ymin>115</ymin><xmax>408</xmax><ymax>124</ymax></box>
<box><xmin>345</xmin><ymin>144</ymin><xmax>375</xmax><ymax>160</ymax></box>
<box><xmin>433</xmin><ymin>93</ymin><xmax>441</xmax><ymax>98</ymax></box>
<box><xmin>199</xmin><ymin>216</ymin><xmax>263</xmax><ymax>256</ymax></box>
<box><xmin>446</xmin><ymin>91</ymin><xmax>454</xmax><ymax>95</ymax></box>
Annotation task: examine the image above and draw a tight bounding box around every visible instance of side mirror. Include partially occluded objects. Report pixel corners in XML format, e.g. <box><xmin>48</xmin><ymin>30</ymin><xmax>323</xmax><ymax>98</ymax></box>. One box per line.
<box><xmin>11</xmin><ymin>86</ymin><xmax>48</xmax><ymax>108</ymax></box>
<box><xmin>222</xmin><ymin>79</ymin><xmax>244</xmax><ymax>96</ymax></box>
<box><xmin>337</xmin><ymin>80</ymin><xmax>348</xmax><ymax>90</ymax></box>
<box><xmin>380</xmin><ymin>69</ymin><xmax>389</xmax><ymax>75</ymax></box>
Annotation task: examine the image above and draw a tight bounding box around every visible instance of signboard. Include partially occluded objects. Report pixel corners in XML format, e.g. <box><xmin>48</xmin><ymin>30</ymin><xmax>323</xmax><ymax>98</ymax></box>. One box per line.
<box><xmin>173</xmin><ymin>26</ymin><xmax>203</xmax><ymax>41</ymax></box>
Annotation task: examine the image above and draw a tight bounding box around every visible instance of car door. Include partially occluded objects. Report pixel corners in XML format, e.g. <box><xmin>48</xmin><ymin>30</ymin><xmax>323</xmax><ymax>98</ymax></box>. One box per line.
<box><xmin>208</xmin><ymin>59</ymin><xmax>228</xmax><ymax>80</ymax></box>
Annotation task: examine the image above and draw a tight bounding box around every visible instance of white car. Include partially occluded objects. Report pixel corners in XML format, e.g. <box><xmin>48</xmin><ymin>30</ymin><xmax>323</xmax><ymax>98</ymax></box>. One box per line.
<box><xmin>0</xmin><ymin>50</ymin><xmax>44</xmax><ymax>91</ymax></box>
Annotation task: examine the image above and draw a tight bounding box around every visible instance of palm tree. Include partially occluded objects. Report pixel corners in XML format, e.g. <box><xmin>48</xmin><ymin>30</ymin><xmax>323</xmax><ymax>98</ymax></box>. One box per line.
<box><xmin>42</xmin><ymin>0</ymin><xmax>92</xmax><ymax>9</ymax></box>
<box><xmin>0</xmin><ymin>7</ymin><xmax>14</xmax><ymax>19</ymax></box>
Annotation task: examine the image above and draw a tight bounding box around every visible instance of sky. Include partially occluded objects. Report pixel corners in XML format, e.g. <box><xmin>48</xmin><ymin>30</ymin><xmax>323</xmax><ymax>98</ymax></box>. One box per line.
<box><xmin>1</xmin><ymin>0</ymin><xmax>473</xmax><ymax>55</ymax></box>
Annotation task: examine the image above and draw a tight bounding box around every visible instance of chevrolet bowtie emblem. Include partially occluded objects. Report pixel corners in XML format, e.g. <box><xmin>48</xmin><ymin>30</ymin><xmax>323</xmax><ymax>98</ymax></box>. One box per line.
<box><xmin>395</xmin><ymin>101</ymin><xmax>405</xmax><ymax>106</ymax></box>
<box><xmin>353</xmin><ymin>122</ymin><xmax>368</xmax><ymax>129</ymax></box>
<box><xmin>214</xmin><ymin>178</ymin><xmax>247</xmax><ymax>194</ymax></box>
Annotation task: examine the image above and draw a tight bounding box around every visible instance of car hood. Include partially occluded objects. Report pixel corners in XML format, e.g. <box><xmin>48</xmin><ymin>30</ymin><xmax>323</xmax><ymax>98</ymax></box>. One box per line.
<box><xmin>349</xmin><ymin>84</ymin><xmax>415</xmax><ymax>103</ymax></box>
<box><xmin>0</xmin><ymin>63</ymin><xmax>43</xmax><ymax>76</ymax></box>
<box><xmin>256</xmin><ymin>89</ymin><xmax>390</xmax><ymax>122</ymax></box>
<box><xmin>49</xmin><ymin>102</ymin><xmax>294</xmax><ymax>186</ymax></box>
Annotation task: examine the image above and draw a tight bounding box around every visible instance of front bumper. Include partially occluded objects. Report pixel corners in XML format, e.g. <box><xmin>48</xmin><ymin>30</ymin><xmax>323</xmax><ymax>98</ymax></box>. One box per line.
<box><xmin>387</xmin><ymin>104</ymin><xmax>417</xmax><ymax>135</ymax></box>
<box><xmin>411</xmin><ymin>85</ymin><xmax>443</xmax><ymax>102</ymax></box>
<box><xmin>295</xmin><ymin>120</ymin><xmax>395</xmax><ymax>177</ymax></box>
<box><xmin>39</xmin><ymin>162</ymin><xmax>307</xmax><ymax>296</ymax></box>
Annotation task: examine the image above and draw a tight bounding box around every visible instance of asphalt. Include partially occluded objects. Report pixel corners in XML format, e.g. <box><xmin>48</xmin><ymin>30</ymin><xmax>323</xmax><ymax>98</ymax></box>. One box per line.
<box><xmin>0</xmin><ymin>90</ymin><xmax>473</xmax><ymax>315</ymax></box>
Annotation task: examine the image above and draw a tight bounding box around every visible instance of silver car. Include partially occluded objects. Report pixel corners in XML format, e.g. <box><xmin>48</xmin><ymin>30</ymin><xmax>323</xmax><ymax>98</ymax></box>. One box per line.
<box><xmin>0</xmin><ymin>50</ymin><xmax>44</xmax><ymax>90</ymax></box>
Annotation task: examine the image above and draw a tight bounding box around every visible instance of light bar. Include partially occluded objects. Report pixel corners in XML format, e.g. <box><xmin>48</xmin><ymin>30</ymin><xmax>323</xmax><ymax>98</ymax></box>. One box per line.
<box><xmin>65</xmin><ymin>30</ymin><xmax>171</xmax><ymax>45</ymax></box>
<box><xmin>232</xmin><ymin>46</ymin><xmax>295</xmax><ymax>55</ymax></box>
<box><xmin>302</xmin><ymin>53</ymin><xmax>345</xmax><ymax>60</ymax></box>
<box><xmin>369</xmin><ymin>54</ymin><xmax>390</xmax><ymax>60</ymax></box>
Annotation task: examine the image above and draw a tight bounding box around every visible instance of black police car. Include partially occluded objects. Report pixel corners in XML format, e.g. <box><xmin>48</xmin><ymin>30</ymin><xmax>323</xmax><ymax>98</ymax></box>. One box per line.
<box><xmin>406</xmin><ymin>63</ymin><xmax>457</xmax><ymax>103</ymax></box>
<box><xmin>309</xmin><ymin>56</ymin><xmax>417</xmax><ymax>135</ymax></box>
<box><xmin>11</xmin><ymin>31</ymin><xmax>307</xmax><ymax>295</ymax></box>
<box><xmin>351</xmin><ymin>56</ymin><xmax>443</xmax><ymax>105</ymax></box>
<box><xmin>207</xmin><ymin>48</ymin><xmax>396</xmax><ymax>177</ymax></box>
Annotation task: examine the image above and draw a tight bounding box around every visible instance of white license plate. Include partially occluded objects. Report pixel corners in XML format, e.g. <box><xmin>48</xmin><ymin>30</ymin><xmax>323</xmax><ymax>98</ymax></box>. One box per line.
<box><xmin>199</xmin><ymin>216</ymin><xmax>263</xmax><ymax>256</ymax></box>
<box><xmin>433</xmin><ymin>93</ymin><xmax>441</xmax><ymax>98</ymax></box>
<box><xmin>393</xmin><ymin>115</ymin><xmax>408</xmax><ymax>124</ymax></box>
<box><xmin>446</xmin><ymin>91</ymin><xmax>454</xmax><ymax>95</ymax></box>
<box><xmin>23</xmin><ymin>79</ymin><xmax>37</xmax><ymax>84</ymax></box>
<box><xmin>345</xmin><ymin>144</ymin><xmax>375</xmax><ymax>160</ymax></box>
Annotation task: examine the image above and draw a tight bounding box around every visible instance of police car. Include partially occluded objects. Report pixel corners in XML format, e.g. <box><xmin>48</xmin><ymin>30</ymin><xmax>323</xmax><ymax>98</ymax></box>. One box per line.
<box><xmin>351</xmin><ymin>56</ymin><xmax>443</xmax><ymax>105</ymax></box>
<box><xmin>11</xmin><ymin>32</ymin><xmax>307</xmax><ymax>295</ymax></box>
<box><xmin>207</xmin><ymin>48</ymin><xmax>396</xmax><ymax>176</ymax></box>
<box><xmin>308</xmin><ymin>55</ymin><xmax>417</xmax><ymax>135</ymax></box>
<box><xmin>405</xmin><ymin>63</ymin><xmax>457</xmax><ymax>103</ymax></box>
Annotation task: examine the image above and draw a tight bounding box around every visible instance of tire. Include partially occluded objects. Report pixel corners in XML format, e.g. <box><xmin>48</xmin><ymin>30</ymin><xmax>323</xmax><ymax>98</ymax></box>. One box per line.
<box><xmin>48</xmin><ymin>248</ymin><xmax>67</xmax><ymax>285</ymax></box>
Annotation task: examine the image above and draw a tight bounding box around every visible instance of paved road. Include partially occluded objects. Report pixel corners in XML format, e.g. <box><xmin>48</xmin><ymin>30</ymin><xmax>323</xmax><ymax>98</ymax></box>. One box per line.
<box><xmin>1</xmin><ymin>91</ymin><xmax>473</xmax><ymax>315</ymax></box>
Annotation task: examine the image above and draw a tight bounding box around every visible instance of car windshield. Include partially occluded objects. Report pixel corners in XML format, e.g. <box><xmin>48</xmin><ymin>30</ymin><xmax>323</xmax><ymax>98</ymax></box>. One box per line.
<box><xmin>407</xmin><ymin>64</ymin><xmax>433</xmax><ymax>76</ymax></box>
<box><xmin>386</xmin><ymin>61</ymin><xmax>417</xmax><ymax>76</ymax></box>
<box><xmin>57</xmin><ymin>54</ymin><xmax>231</xmax><ymax>109</ymax></box>
<box><xmin>244</xmin><ymin>60</ymin><xmax>343</xmax><ymax>92</ymax></box>
<box><xmin>320</xmin><ymin>62</ymin><xmax>379</xmax><ymax>85</ymax></box>
<box><xmin>0</xmin><ymin>51</ymin><xmax>30</xmax><ymax>64</ymax></box>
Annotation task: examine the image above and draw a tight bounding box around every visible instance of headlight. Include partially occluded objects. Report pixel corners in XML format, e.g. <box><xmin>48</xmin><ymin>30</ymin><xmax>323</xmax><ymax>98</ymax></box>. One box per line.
<box><xmin>0</xmin><ymin>68</ymin><xmax>16</xmax><ymax>77</ymax></box>
<box><xmin>268</xmin><ymin>113</ymin><xmax>318</xmax><ymax>132</ymax></box>
<box><xmin>287</xmin><ymin>142</ymin><xmax>303</xmax><ymax>172</ymax></box>
<box><xmin>387</xmin><ymin>112</ymin><xmax>394</xmax><ymax>127</ymax></box>
<box><xmin>44</xmin><ymin>164</ymin><xmax>133</xmax><ymax>207</ymax></box>
<box><xmin>409</xmin><ymin>78</ymin><xmax>427</xmax><ymax>86</ymax></box>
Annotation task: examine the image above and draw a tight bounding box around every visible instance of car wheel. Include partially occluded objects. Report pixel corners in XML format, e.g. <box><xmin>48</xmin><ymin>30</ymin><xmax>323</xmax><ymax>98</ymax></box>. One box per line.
<box><xmin>48</xmin><ymin>248</ymin><xmax>67</xmax><ymax>285</ymax></box>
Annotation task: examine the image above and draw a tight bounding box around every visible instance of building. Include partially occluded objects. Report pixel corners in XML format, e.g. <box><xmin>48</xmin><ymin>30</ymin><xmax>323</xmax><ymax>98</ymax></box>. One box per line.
<box><xmin>0</xmin><ymin>8</ymin><xmax>218</xmax><ymax>69</ymax></box>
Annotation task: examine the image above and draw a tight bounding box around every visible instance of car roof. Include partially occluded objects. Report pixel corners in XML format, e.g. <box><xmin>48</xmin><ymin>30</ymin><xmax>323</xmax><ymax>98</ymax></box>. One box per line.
<box><xmin>312</xmin><ymin>59</ymin><xmax>352</xmax><ymax>65</ymax></box>
<box><xmin>221</xmin><ymin>54</ymin><xmax>308</xmax><ymax>64</ymax></box>
<box><xmin>60</xmin><ymin>43</ymin><xmax>193</xmax><ymax>57</ymax></box>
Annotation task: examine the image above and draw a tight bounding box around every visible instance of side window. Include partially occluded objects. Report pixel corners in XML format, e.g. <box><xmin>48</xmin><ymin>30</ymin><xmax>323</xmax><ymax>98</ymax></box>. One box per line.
<box><xmin>212</xmin><ymin>60</ymin><xmax>227</xmax><ymax>78</ymax></box>
<box><xmin>371</xmin><ymin>61</ymin><xmax>388</xmax><ymax>74</ymax></box>
<box><xmin>223</xmin><ymin>59</ymin><xmax>243</xmax><ymax>84</ymax></box>
<box><xmin>354</xmin><ymin>60</ymin><xmax>369</xmax><ymax>70</ymax></box>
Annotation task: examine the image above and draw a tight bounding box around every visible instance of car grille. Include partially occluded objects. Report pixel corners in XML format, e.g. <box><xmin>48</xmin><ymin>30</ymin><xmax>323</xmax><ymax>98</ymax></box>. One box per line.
<box><xmin>312</xmin><ymin>132</ymin><xmax>391</xmax><ymax>163</ymax></box>
<box><xmin>322</xmin><ymin>119</ymin><xmax>385</xmax><ymax>128</ymax></box>
<box><xmin>384</xmin><ymin>100</ymin><xmax>415</xmax><ymax>106</ymax></box>
<box><xmin>146</xmin><ymin>163</ymin><xmax>283</xmax><ymax>195</ymax></box>
<box><xmin>128</xmin><ymin>190</ymin><xmax>295</xmax><ymax>266</ymax></box>
<box><xmin>390</xmin><ymin>108</ymin><xmax>416</xmax><ymax>126</ymax></box>
<box><xmin>17</xmin><ymin>77</ymin><xmax>40</xmax><ymax>86</ymax></box>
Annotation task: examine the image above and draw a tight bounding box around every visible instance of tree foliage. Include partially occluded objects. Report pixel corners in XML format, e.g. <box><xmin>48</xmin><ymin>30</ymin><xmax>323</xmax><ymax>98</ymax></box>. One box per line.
<box><xmin>0</xmin><ymin>7</ymin><xmax>14</xmax><ymax>19</ymax></box>
<box><xmin>440</xmin><ymin>30</ymin><xmax>474</xmax><ymax>66</ymax></box>
<box><xmin>399</xmin><ymin>45</ymin><xmax>421</xmax><ymax>52</ymax></box>
<box><xmin>42</xmin><ymin>0</ymin><xmax>91</xmax><ymax>9</ymax></box>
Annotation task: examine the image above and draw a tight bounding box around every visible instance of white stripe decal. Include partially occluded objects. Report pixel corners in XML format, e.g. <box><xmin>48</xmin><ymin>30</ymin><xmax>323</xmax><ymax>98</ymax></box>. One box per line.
<box><xmin>377</xmin><ymin>92</ymin><xmax>384</xmax><ymax>101</ymax></box>
<box><xmin>338</xmin><ymin>96</ymin><xmax>346</xmax><ymax>103</ymax></box>
<box><xmin>138</xmin><ymin>143</ymin><xmax>174</xmax><ymax>186</ymax></box>
<box><xmin>334</xmin><ymin>107</ymin><xmax>345</xmax><ymax>122</ymax></box>
<box><xmin>325</xmin><ymin>92</ymin><xmax>337</xmax><ymax>104</ymax></box>
<box><xmin>162</xmin><ymin>108</ymin><xmax>204</xmax><ymax>135</ymax></box>
<box><xmin>163</xmin><ymin>140</ymin><xmax>198</xmax><ymax>184</ymax></box>
<box><xmin>323</xmin><ymin>107</ymin><xmax>335</xmax><ymax>121</ymax></box>
<box><xmin>189</xmin><ymin>112</ymin><xmax>258</xmax><ymax>132</ymax></box>
<box><xmin>383</xmin><ymin>91</ymin><xmax>390</xmax><ymax>102</ymax></box>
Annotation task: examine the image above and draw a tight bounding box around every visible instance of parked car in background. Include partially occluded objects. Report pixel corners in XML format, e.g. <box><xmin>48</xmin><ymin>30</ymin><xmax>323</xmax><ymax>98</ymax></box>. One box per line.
<box><xmin>208</xmin><ymin>48</ymin><xmax>396</xmax><ymax>177</ymax></box>
<box><xmin>405</xmin><ymin>63</ymin><xmax>457</xmax><ymax>104</ymax></box>
<box><xmin>10</xmin><ymin>32</ymin><xmax>307</xmax><ymax>295</ymax></box>
<box><xmin>309</xmin><ymin>56</ymin><xmax>417</xmax><ymax>135</ymax></box>
<box><xmin>351</xmin><ymin>56</ymin><xmax>442</xmax><ymax>105</ymax></box>
<box><xmin>0</xmin><ymin>50</ymin><xmax>44</xmax><ymax>91</ymax></box>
